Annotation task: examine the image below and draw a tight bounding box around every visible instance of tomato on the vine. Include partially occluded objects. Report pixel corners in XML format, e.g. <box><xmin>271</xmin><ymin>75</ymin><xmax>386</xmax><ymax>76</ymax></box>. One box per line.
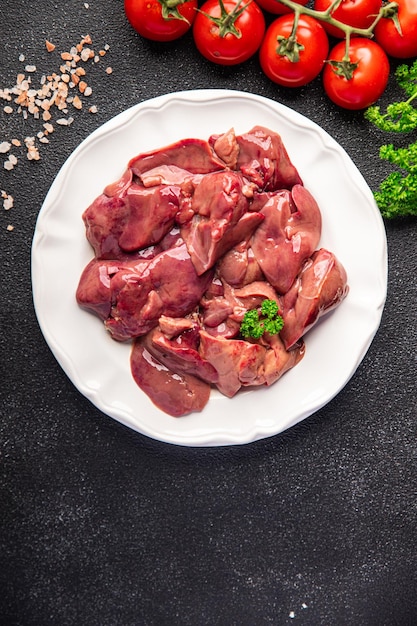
<box><xmin>192</xmin><ymin>0</ymin><xmax>266</xmax><ymax>66</ymax></box>
<box><xmin>255</xmin><ymin>0</ymin><xmax>308</xmax><ymax>16</ymax></box>
<box><xmin>374</xmin><ymin>0</ymin><xmax>417</xmax><ymax>59</ymax></box>
<box><xmin>124</xmin><ymin>0</ymin><xmax>197</xmax><ymax>42</ymax></box>
<box><xmin>313</xmin><ymin>0</ymin><xmax>382</xmax><ymax>38</ymax></box>
<box><xmin>259</xmin><ymin>14</ymin><xmax>329</xmax><ymax>87</ymax></box>
<box><xmin>323</xmin><ymin>38</ymin><xmax>390</xmax><ymax>110</ymax></box>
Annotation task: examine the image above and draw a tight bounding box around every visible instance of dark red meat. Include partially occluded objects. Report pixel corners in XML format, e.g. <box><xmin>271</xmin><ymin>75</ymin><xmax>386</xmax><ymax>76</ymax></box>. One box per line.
<box><xmin>180</xmin><ymin>170</ymin><xmax>262</xmax><ymax>275</ymax></box>
<box><xmin>82</xmin><ymin>184</ymin><xmax>181</xmax><ymax>259</ymax></box>
<box><xmin>142</xmin><ymin>326</ymin><xmax>219</xmax><ymax>384</ymax></box>
<box><xmin>131</xmin><ymin>340</ymin><xmax>212</xmax><ymax>417</ymax></box>
<box><xmin>76</xmin><ymin>127</ymin><xmax>349</xmax><ymax>418</ymax></box>
<box><xmin>210</xmin><ymin>126</ymin><xmax>303</xmax><ymax>190</ymax></box>
<box><xmin>76</xmin><ymin>242</ymin><xmax>213</xmax><ymax>341</ymax></box>
<box><xmin>129</xmin><ymin>137</ymin><xmax>226</xmax><ymax>177</ymax></box>
<box><xmin>280</xmin><ymin>248</ymin><xmax>349</xmax><ymax>349</ymax></box>
<box><xmin>251</xmin><ymin>184</ymin><xmax>322</xmax><ymax>294</ymax></box>
<box><xmin>198</xmin><ymin>330</ymin><xmax>304</xmax><ymax>397</ymax></box>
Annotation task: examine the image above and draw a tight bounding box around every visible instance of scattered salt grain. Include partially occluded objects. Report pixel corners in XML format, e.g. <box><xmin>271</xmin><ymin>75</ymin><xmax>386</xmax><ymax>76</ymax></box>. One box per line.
<box><xmin>72</xmin><ymin>94</ymin><xmax>82</xmax><ymax>109</ymax></box>
<box><xmin>0</xmin><ymin>34</ymin><xmax>112</xmax><ymax>187</ymax></box>
<box><xmin>6</xmin><ymin>224</ymin><xmax>14</xmax><ymax>231</ymax></box>
<box><xmin>3</xmin><ymin>194</ymin><xmax>14</xmax><ymax>210</ymax></box>
<box><xmin>80</xmin><ymin>48</ymin><xmax>91</xmax><ymax>62</ymax></box>
<box><xmin>0</xmin><ymin>141</ymin><xmax>11</xmax><ymax>153</ymax></box>
<box><xmin>289</xmin><ymin>612</ymin><xmax>295</xmax><ymax>619</ymax></box>
<box><xmin>4</xmin><ymin>153</ymin><xmax>18</xmax><ymax>169</ymax></box>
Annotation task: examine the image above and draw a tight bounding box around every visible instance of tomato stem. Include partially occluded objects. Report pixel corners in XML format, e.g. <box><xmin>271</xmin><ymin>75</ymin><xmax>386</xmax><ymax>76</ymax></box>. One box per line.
<box><xmin>159</xmin><ymin>0</ymin><xmax>192</xmax><ymax>22</ymax></box>
<box><xmin>273</xmin><ymin>0</ymin><xmax>399</xmax><ymax>40</ymax></box>
<box><xmin>198</xmin><ymin>0</ymin><xmax>254</xmax><ymax>38</ymax></box>
<box><xmin>276</xmin><ymin>8</ymin><xmax>306</xmax><ymax>62</ymax></box>
<box><xmin>272</xmin><ymin>0</ymin><xmax>399</xmax><ymax>79</ymax></box>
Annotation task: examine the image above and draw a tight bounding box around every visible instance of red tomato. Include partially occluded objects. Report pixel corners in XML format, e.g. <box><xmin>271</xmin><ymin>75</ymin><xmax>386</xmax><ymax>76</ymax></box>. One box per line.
<box><xmin>193</xmin><ymin>0</ymin><xmax>266</xmax><ymax>65</ymax></box>
<box><xmin>323</xmin><ymin>38</ymin><xmax>390</xmax><ymax>110</ymax></box>
<box><xmin>256</xmin><ymin>0</ymin><xmax>309</xmax><ymax>15</ymax></box>
<box><xmin>313</xmin><ymin>0</ymin><xmax>383</xmax><ymax>38</ymax></box>
<box><xmin>124</xmin><ymin>0</ymin><xmax>197</xmax><ymax>42</ymax></box>
<box><xmin>259</xmin><ymin>15</ymin><xmax>329</xmax><ymax>87</ymax></box>
<box><xmin>374</xmin><ymin>0</ymin><xmax>417</xmax><ymax>58</ymax></box>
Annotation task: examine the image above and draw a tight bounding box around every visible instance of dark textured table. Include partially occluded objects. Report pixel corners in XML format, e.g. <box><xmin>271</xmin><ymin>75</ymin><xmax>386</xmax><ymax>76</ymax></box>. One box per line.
<box><xmin>1</xmin><ymin>1</ymin><xmax>416</xmax><ymax>624</ymax></box>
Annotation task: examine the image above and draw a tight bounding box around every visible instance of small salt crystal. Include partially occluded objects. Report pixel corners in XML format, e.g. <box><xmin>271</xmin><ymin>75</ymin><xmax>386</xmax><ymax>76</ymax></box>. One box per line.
<box><xmin>25</xmin><ymin>65</ymin><xmax>37</xmax><ymax>73</ymax></box>
<box><xmin>3</xmin><ymin>196</ymin><xmax>14</xmax><ymax>210</ymax></box>
<box><xmin>4</xmin><ymin>161</ymin><xmax>14</xmax><ymax>171</ymax></box>
<box><xmin>19</xmin><ymin>53</ymin><xmax>25</xmax><ymax>62</ymax></box>
<box><xmin>0</xmin><ymin>141</ymin><xmax>11</xmax><ymax>153</ymax></box>
<box><xmin>80</xmin><ymin>49</ymin><xmax>90</xmax><ymax>62</ymax></box>
<box><xmin>7</xmin><ymin>224</ymin><xmax>14</xmax><ymax>231</ymax></box>
<box><xmin>289</xmin><ymin>611</ymin><xmax>295</xmax><ymax>619</ymax></box>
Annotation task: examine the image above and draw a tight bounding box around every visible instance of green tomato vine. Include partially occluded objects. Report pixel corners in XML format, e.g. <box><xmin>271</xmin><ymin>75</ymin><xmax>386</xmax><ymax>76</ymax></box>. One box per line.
<box><xmin>275</xmin><ymin>0</ymin><xmax>417</xmax><ymax>219</ymax></box>
<box><xmin>273</xmin><ymin>0</ymin><xmax>398</xmax><ymax>76</ymax></box>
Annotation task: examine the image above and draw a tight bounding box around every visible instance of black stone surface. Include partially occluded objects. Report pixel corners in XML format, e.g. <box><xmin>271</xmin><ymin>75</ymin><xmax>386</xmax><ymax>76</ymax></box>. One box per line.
<box><xmin>1</xmin><ymin>1</ymin><xmax>416</xmax><ymax>624</ymax></box>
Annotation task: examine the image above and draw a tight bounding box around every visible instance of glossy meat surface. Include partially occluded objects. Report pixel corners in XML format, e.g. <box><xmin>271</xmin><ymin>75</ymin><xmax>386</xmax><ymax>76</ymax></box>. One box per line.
<box><xmin>76</xmin><ymin>127</ymin><xmax>348</xmax><ymax>416</ymax></box>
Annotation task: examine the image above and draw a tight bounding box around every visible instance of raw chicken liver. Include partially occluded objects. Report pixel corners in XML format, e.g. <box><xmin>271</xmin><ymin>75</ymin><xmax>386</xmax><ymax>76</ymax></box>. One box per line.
<box><xmin>76</xmin><ymin>126</ymin><xmax>348</xmax><ymax>416</ymax></box>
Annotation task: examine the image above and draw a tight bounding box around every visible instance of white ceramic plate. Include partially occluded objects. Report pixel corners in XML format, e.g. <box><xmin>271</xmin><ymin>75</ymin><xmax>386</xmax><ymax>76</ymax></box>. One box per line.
<box><xmin>32</xmin><ymin>89</ymin><xmax>387</xmax><ymax>447</ymax></box>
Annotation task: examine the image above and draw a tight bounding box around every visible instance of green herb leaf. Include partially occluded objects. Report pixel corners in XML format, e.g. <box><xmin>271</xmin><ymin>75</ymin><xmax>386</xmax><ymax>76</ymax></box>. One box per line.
<box><xmin>240</xmin><ymin>299</ymin><xmax>284</xmax><ymax>339</ymax></box>
<box><xmin>374</xmin><ymin>143</ymin><xmax>417</xmax><ymax>219</ymax></box>
<box><xmin>365</xmin><ymin>59</ymin><xmax>417</xmax><ymax>218</ymax></box>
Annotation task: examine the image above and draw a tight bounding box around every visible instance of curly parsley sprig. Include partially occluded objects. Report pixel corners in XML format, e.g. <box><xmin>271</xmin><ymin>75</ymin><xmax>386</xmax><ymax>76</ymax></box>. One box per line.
<box><xmin>240</xmin><ymin>299</ymin><xmax>284</xmax><ymax>339</ymax></box>
<box><xmin>365</xmin><ymin>60</ymin><xmax>417</xmax><ymax>219</ymax></box>
<box><xmin>373</xmin><ymin>143</ymin><xmax>417</xmax><ymax>219</ymax></box>
<box><xmin>365</xmin><ymin>62</ymin><xmax>417</xmax><ymax>133</ymax></box>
